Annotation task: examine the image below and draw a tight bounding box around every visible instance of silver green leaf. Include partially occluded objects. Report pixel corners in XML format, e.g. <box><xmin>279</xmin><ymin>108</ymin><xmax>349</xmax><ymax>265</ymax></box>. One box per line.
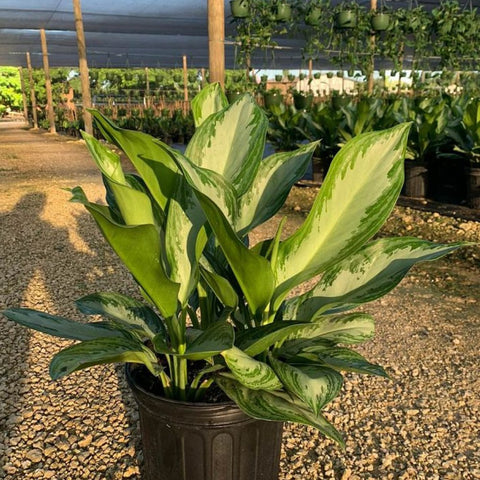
<box><xmin>286</xmin><ymin>313</ymin><xmax>375</xmax><ymax>345</ymax></box>
<box><xmin>191</xmin><ymin>82</ymin><xmax>228</xmax><ymax>128</ymax></box>
<box><xmin>2</xmin><ymin>308</ymin><xmax>121</xmax><ymax>341</ymax></box>
<box><xmin>75</xmin><ymin>292</ymin><xmax>166</xmax><ymax>339</ymax></box>
<box><xmin>274</xmin><ymin>124</ymin><xmax>411</xmax><ymax>308</ymax></box>
<box><xmin>284</xmin><ymin>237</ymin><xmax>466</xmax><ymax>320</ymax></box>
<box><xmin>221</xmin><ymin>347</ymin><xmax>282</xmax><ymax>390</ymax></box>
<box><xmin>236</xmin><ymin>142</ymin><xmax>318</xmax><ymax>235</ymax></box>
<box><xmin>50</xmin><ymin>337</ymin><xmax>160</xmax><ymax>380</ymax></box>
<box><xmin>185</xmin><ymin>94</ymin><xmax>267</xmax><ymax>195</ymax></box>
<box><xmin>199</xmin><ymin>264</ymin><xmax>238</xmax><ymax>309</ymax></box>
<box><xmin>216</xmin><ymin>376</ymin><xmax>345</xmax><ymax>448</ymax></box>
<box><xmin>269</xmin><ymin>355</ymin><xmax>343</xmax><ymax>416</ymax></box>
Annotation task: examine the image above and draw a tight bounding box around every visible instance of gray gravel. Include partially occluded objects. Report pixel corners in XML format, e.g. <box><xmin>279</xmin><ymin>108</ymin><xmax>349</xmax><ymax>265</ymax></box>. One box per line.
<box><xmin>1</xmin><ymin>121</ymin><xmax>479</xmax><ymax>479</ymax></box>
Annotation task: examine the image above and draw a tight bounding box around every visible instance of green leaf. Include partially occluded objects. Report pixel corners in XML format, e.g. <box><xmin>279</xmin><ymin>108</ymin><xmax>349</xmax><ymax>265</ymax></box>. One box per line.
<box><xmin>286</xmin><ymin>313</ymin><xmax>375</xmax><ymax>345</ymax></box>
<box><xmin>90</xmin><ymin>110</ymin><xmax>180</xmax><ymax>211</ymax></box>
<box><xmin>235</xmin><ymin>321</ymin><xmax>311</xmax><ymax>357</ymax></box>
<box><xmin>70</xmin><ymin>187</ymin><xmax>179</xmax><ymax>318</ymax></box>
<box><xmin>274</xmin><ymin>124</ymin><xmax>411</xmax><ymax>308</ymax></box>
<box><xmin>191</xmin><ymin>82</ymin><xmax>228</xmax><ymax>128</ymax></box>
<box><xmin>216</xmin><ymin>376</ymin><xmax>345</xmax><ymax>448</ymax></box>
<box><xmin>2</xmin><ymin>308</ymin><xmax>122</xmax><ymax>341</ymax></box>
<box><xmin>284</xmin><ymin>238</ymin><xmax>466</xmax><ymax>320</ymax></box>
<box><xmin>49</xmin><ymin>337</ymin><xmax>160</xmax><ymax>380</ymax></box>
<box><xmin>269</xmin><ymin>356</ymin><xmax>343</xmax><ymax>416</ymax></box>
<box><xmin>185</xmin><ymin>94</ymin><xmax>268</xmax><ymax>196</ymax></box>
<box><xmin>236</xmin><ymin>142</ymin><xmax>318</xmax><ymax>235</ymax></box>
<box><xmin>75</xmin><ymin>292</ymin><xmax>166</xmax><ymax>339</ymax></box>
<box><xmin>199</xmin><ymin>265</ymin><xmax>238</xmax><ymax>309</ymax></box>
<box><xmin>81</xmin><ymin>131</ymin><xmax>126</xmax><ymax>184</ymax></box>
<box><xmin>194</xmin><ymin>191</ymin><xmax>275</xmax><ymax>315</ymax></box>
<box><xmin>181</xmin><ymin>321</ymin><xmax>234</xmax><ymax>360</ymax></box>
<box><xmin>222</xmin><ymin>347</ymin><xmax>282</xmax><ymax>390</ymax></box>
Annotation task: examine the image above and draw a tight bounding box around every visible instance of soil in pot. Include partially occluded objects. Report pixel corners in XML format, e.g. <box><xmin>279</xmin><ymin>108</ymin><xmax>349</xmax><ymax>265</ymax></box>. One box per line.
<box><xmin>126</xmin><ymin>364</ymin><xmax>284</xmax><ymax>480</ymax></box>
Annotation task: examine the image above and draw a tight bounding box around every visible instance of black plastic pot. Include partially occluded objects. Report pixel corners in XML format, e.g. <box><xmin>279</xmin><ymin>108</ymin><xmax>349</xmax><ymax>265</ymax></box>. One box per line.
<box><xmin>466</xmin><ymin>165</ymin><xmax>480</xmax><ymax>209</ymax></box>
<box><xmin>293</xmin><ymin>93</ymin><xmax>313</xmax><ymax>110</ymax></box>
<box><xmin>403</xmin><ymin>161</ymin><xmax>428</xmax><ymax>198</ymax></box>
<box><xmin>428</xmin><ymin>156</ymin><xmax>467</xmax><ymax>205</ymax></box>
<box><xmin>312</xmin><ymin>157</ymin><xmax>331</xmax><ymax>183</ymax></box>
<box><xmin>226</xmin><ymin>91</ymin><xmax>244</xmax><ymax>103</ymax></box>
<box><xmin>264</xmin><ymin>92</ymin><xmax>283</xmax><ymax>108</ymax></box>
<box><xmin>126</xmin><ymin>364</ymin><xmax>283</xmax><ymax>480</ymax></box>
<box><xmin>230</xmin><ymin>0</ymin><xmax>249</xmax><ymax>18</ymax></box>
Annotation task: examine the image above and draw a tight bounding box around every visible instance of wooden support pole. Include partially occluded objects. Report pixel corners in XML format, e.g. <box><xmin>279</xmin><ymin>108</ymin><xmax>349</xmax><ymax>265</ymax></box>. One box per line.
<box><xmin>183</xmin><ymin>55</ymin><xmax>189</xmax><ymax>102</ymax></box>
<box><xmin>208</xmin><ymin>0</ymin><xmax>225</xmax><ymax>88</ymax></box>
<box><xmin>201</xmin><ymin>68</ymin><xmax>206</xmax><ymax>88</ymax></box>
<box><xmin>40</xmin><ymin>29</ymin><xmax>56</xmax><ymax>133</ymax></box>
<box><xmin>72</xmin><ymin>0</ymin><xmax>93</xmax><ymax>134</ymax></box>
<box><xmin>18</xmin><ymin>67</ymin><xmax>29</xmax><ymax>125</ymax></box>
<box><xmin>26</xmin><ymin>52</ymin><xmax>38</xmax><ymax>129</ymax></box>
<box><xmin>367</xmin><ymin>0</ymin><xmax>377</xmax><ymax>95</ymax></box>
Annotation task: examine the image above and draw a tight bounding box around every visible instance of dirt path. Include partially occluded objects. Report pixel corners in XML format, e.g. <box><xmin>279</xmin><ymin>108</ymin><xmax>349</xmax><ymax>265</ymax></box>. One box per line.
<box><xmin>1</xmin><ymin>121</ymin><xmax>479</xmax><ymax>480</ymax></box>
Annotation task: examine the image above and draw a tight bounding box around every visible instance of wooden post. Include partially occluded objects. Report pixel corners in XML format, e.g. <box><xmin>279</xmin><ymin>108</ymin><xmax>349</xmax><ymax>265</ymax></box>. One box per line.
<box><xmin>201</xmin><ymin>68</ymin><xmax>206</xmax><ymax>88</ymax></box>
<box><xmin>367</xmin><ymin>0</ymin><xmax>377</xmax><ymax>94</ymax></box>
<box><xmin>40</xmin><ymin>29</ymin><xmax>56</xmax><ymax>133</ymax></box>
<box><xmin>26</xmin><ymin>53</ymin><xmax>38</xmax><ymax>129</ymax></box>
<box><xmin>183</xmin><ymin>55</ymin><xmax>189</xmax><ymax>102</ymax></box>
<box><xmin>208</xmin><ymin>0</ymin><xmax>225</xmax><ymax>88</ymax></box>
<box><xmin>145</xmin><ymin>67</ymin><xmax>150</xmax><ymax>107</ymax></box>
<box><xmin>18</xmin><ymin>67</ymin><xmax>29</xmax><ymax>125</ymax></box>
<box><xmin>72</xmin><ymin>0</ymin><xmax>93</xmax><ymax>134</ymax></box>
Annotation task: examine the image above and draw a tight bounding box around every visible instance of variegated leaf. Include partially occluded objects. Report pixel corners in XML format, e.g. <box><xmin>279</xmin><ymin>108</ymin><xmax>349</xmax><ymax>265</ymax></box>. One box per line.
<box><xmin>274</xmin><ymin>124</ymin><xmax>411</xmax><ymax>308</ymax></box>
<box><xmin>236</xmin><ymin>142</ymin><xmax>317</xmax><ymax>235</ymax></box>
<box><xmin>269</xmin><ymin>356</ymin><xmax>343</xmax><ymax>416</ymax></box>
<box><xmin>70</xmin><ymin>187</ymin><xmax>179</xmax><ymax>318</ymax></box>
<box><xmin>185</xmin><ymin>95</ymin><xmax>268</xmax><ymax>195</ymax></box>
<box><xmin>283</xmin><ymin>237</ymin><xmax>466</xmax><ymax>320</ymax></box>
<box><xmin>285</xmin><ymin>313</ymin><xmax>375</xmax><ymax>345</ymax></box>
<box><xmin>191</xmin><ymin>82</ymin><xmax>228</xmax><ymax>128</ymax></box>
<box><xmin>75</xmin><ymin>292</ymin><xmax>166</xmax><ymax>339</ymax></box>
<box><xmin>2</xmin><ymin>308</ymin><xmax>122</xmax><ymax>341</ymax></box>
<box><xmin>90</xmin><ymin>110</ymin><xmax>179</xmax><ymax>211</ymax></box>
<box><xmin>199</xmin><ymin>265</ymin><xmax>238</xmax><ymax>309</ymax></box>
<box><xmin>221</xmin><ymin>347</ymin><xmax>282</xmax><ymax>390</ymax></box>
<box><xmin>49</xmin><ymin>337</ymin><xmax>160</xmax><ymax>380</ymax></box>
<box><xmin>216</xmin><ymin>376</ymin><xmax>345</xmax><ymax>447</ymax></box>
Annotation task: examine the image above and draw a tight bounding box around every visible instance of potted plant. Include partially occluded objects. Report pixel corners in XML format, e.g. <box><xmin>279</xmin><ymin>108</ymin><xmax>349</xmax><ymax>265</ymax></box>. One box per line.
<box><xmin>305</xmin><ymin>3</ymin><xmax>323</xmax><ymax>26</ymax></box>
<box><xmin>274</xmin><ymin>1</ymin><xmax>292</xmax><ymax>22</ymax></box>
<box><xmin>275</xmin><ymin>74</ymin><xmax>283</xmax><ymax>82</ymax></box>
<box><xmin>370</xmin><ymin>11</ymin><xmax>390</xmax><ymax>32</ymax></box>
<box><xmin>2</xmin><ymin>84</ymin><xmax>465</xmax><ymax>480</ymax></box>
<box><xmin>292</xmin><ymin>90</ymin><xmax>314</xmax><ymax>110</ymax></box>
<box><xmin>231</xmin><ymin>0</ymin><xmax>249</xmax><ymax>19</ymax></box>
<box><xmin>287</xmin><ymin>73</ymin><xmax>296</xmax><ymax>81</ymax></box>
<box><xmin>334</xmin><ymin>2</ymin><xmax>358</xmax><ymax>29</ymax></box>
<box><xmin>264</xmin><ymin>87</ymin><xmax>284</xmax><ymax>108</ymax></box>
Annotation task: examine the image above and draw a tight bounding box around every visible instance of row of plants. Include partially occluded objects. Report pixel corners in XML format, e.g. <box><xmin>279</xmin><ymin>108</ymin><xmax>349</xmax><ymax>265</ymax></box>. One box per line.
<box><xmin>0</xmin><ymin>67</ymin><xmax>23</xmax><ymax>115</ymax></box>
<box><xmin>231</xmin><ymin>0</ymin><xmax>480</xmax><ymax>75</ymax></box>
<box><xmin>264</xmin><ymin>91</ymin><xmax>480</xmax><ymax>208</ymax></box>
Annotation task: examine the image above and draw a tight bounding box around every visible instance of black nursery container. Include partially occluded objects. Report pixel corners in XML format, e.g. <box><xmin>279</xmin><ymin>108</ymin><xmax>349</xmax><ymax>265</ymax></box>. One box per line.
<box><xmin>126</xmin><ymin>364</ymin><xmax>284</xmax><ymax>480</ymax></box>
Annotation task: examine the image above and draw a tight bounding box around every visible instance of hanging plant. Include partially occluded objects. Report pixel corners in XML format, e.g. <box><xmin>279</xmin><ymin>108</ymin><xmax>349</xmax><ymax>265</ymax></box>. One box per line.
<box><xmin>274</xmin><ymin>2</ymin><xmax>292</xmax><ymax>22</ymax></box>
<box><xmin>305</xmin><ymin>4</ymin><xmax>323</xmax><ymax>26</ymax></box>
<box><xmin>314</xmin><ymin>72</ymin><xmax>321</xmax><ymax>79</ymax></box>
<box><xmin>370</xmin><ymin>12</ymin><xmax>390</xmax><ymax>32</ymax></box>
<box><xmin>275</xmin><ymin>74</ymin><xmax>283</xmax><ymax>82</ymax></box>
<box><xmin>287</xmin><ymin>73</ymin><xmax>296</xmax><ymax>81</ymax></box>
<box><xmin>230</xmin><ymin>0</ymin><xmax>249</xmax><ymax>19</ymax></box>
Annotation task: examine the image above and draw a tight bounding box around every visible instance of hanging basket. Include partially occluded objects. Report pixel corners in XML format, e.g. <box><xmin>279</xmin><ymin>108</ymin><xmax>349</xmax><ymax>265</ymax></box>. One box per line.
<box><xmin>371</xmin><ymin>13</ymin><xmax>390</xmax><ymax>31</ymax></box>
<box><xmin>275</xmin><ymin>74</ymin><xmax>283</xmax><ymax>82</ymax></box>
<box><xmin>335</xmin><ymin>10</ymin><xmax>356</xmax><ymax>29</ymax></box>
<box><xmin>305</xmin><ymin>6</ymin><xmax>322</xmax><ymax>26</ymax></box>
<box><xmin>287</xmin><ymin>73</ymin><xmax>296</xmax><ymax>81</ymax></box>
<box><xmin>230</xmin><ymin>0</ymin><xmax>249</xmax><ymax>19</ymax></box>
<box><xmin>264</xmin><ymin>91</ymin><xmax>284</xmax><ymax>108</ymax></box>
<box><xmin>274</xmin><ymin>2</ymin><xmax>292</xmax><ymax>22</ymax></box>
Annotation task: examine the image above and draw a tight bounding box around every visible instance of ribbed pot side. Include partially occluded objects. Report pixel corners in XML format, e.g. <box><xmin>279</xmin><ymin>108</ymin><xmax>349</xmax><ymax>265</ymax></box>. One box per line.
<box><xmin>126</xmin><ymin>364</ymin><xmax>284</xmax><ymax>480</ymax></box>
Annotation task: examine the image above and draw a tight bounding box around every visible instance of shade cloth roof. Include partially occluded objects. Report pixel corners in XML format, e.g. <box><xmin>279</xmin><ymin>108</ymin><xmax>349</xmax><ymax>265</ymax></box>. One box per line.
<box><xmin>0</xmin><ymin>1</ymin><xmax>477</xmax><ymax>70</ymax></box>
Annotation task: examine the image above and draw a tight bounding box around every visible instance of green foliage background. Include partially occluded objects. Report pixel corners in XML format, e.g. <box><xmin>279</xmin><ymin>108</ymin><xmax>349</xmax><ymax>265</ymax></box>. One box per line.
<box><xmin>0</xmin><ymin>67</ymin><xmax>22</xmax><ymax>113</ymax></box>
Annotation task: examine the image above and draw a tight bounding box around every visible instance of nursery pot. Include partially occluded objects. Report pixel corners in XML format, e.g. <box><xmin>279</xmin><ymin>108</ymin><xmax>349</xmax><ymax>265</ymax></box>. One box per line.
<box><xmin>335</xmin><ymin>10</ymin><xmax>356</xmax><ymax>29</ymax></box>
<box><xmin>466</xmin><ymin>165</ymin><xmax>480</xmax><ymax>209</ymax></box>
<box><xmin>293</xmin><ymin>93</ymin><xmax>313</xmax><ymax>110</ymax></box>
<box><xmin>230</xmin><ymin>0</ymin><xmax>249</xmax><ymax>18</ymax></box>
<box><xmin>264</xmin><ymin>92</ymin><xmax>283</xmax><ymax>108</ymax></box>
<box><xmin>370</xmin><ymin>13</ymin><xmax>390</xmax><ymax>31</ymax></box>
<box><xmin>403</xmin><ymin>161</ymin><xmax>428</xmax><ymax>198</ymax></box>
<box><xmin>126</xmin><ymin>364</ymin><xmax>283</xmax><ymax>480</ymax></box>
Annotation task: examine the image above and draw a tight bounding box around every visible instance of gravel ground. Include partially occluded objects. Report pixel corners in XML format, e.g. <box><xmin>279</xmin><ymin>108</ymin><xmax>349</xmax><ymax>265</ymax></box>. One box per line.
<box><xmin>1</xmin><ymin>121</ymin><xmax>479</xmax><ymax>480</ymax></box>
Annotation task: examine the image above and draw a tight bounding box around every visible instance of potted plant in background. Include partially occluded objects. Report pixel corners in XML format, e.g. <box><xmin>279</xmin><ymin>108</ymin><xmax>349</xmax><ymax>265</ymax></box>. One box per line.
<box><xmin>230</xmin><ymin>0</ymin><xmax>249</xmax><ymax>19</ymax></box>
<box><xmin>2</xmin><ymin>84</ymin><xmax>466</xmax><ymax>480</ymax></box>
<box><xmin>263</xmin><ymin>86</ymin><xmax>284</xmax><ymax>108</ymax></box>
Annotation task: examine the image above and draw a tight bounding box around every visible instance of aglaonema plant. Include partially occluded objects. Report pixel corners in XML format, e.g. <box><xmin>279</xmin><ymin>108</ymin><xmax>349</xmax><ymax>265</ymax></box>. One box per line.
<box><xmin>2</xmin><ymin>83</ymin><xmax>466</xmax><ymax>447</ymax></box>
